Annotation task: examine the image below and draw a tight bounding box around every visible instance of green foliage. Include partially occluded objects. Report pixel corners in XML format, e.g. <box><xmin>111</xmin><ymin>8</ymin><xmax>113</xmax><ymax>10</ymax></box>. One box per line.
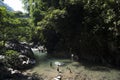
<box><xmin>0</xmin><ymin>6</ymin><xmax>32</xmax><ymax>69</ymax></box>
<box><xmin>4</xmin><ymin>50</ymin><xmax>20</xmax><ymax>68</ymax></box>
<box><xmin>22</xmin><ymin>0</ymin><xmax>120</xmax><ymax>65</ymax></box>
<box><xmin>5</xmin><ymin>50</ymin><xmax>19</xmax><ymax>57</ymax></box>
<box><xmin>38</xmin><ymin>9</ymin><xmax>66</xmax><ymax>29</ymax></box>
<box><xmin>0</xmin><ymin>6</ymin><xmax>31</xmax><ymax>46</ymax></box>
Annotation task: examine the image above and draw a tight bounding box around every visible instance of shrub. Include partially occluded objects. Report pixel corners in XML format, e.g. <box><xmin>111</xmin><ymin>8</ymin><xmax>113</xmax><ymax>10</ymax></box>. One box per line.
<box><xmin>4</xmin><ymin>50</ymin><xmax>21</xmax><ymax>69</ymax></box>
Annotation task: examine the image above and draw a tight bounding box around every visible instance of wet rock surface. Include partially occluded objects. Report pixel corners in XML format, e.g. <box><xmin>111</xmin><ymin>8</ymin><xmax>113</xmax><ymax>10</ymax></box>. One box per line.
<box><xmin>5</xmin><ymin>41</ymin><xmax>34</xmax><ymax>59</ymax></box>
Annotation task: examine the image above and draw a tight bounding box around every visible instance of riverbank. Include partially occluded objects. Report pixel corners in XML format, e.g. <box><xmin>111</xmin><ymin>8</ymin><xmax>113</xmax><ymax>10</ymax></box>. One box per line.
<box><xmin>25</xmin><ymin>60</ymin><xmax>120</xmax><ymax>80</ymax></box>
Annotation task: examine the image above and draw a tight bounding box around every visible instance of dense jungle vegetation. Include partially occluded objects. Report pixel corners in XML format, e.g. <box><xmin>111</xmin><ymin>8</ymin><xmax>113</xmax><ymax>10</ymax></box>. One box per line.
<box><xmin>0</xmin><ymin>0</ymin><xmax>120</xmax><ymax>80</ymax></box>
<box><xmin>22</xmin><ymin>0</ymin><xmax>120</xmax><ymax>66</ymax></box>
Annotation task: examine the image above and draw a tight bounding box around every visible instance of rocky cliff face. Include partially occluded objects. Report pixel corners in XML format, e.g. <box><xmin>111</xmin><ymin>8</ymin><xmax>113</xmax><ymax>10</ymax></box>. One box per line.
<box><xmin>0</xmin><ymin>0</ymin><xmax>13</xmax><ymax>11</ymax></box>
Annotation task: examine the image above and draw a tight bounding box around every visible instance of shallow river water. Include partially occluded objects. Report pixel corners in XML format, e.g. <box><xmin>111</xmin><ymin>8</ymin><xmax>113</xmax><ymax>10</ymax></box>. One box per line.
<box><xmin>26</xmin><ymin>49</ymin><xmax>120</xmax><ymax>80</ymax></box>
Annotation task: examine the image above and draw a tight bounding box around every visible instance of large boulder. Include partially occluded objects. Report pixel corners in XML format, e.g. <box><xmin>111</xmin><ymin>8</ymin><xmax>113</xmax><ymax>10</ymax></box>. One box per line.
<box><xmin>5</xmin><ymin>41</ymin><xmax>35</xmax><ymax>59</ymax></box>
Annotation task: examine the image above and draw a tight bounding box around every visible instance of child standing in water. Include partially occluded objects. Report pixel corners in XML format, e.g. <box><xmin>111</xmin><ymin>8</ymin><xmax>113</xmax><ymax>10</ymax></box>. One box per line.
<box><xmin>71</xmin><ymin>54</ymin><xmax>74</xmax><ymax>62</ymax></box>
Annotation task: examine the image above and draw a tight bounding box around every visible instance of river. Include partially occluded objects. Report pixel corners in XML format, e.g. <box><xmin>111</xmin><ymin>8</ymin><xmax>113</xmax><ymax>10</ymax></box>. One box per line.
<box><xmin>25</xmin><ymin>48</ymin><xmax>120</xmax><ymax>80</ymax></box>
